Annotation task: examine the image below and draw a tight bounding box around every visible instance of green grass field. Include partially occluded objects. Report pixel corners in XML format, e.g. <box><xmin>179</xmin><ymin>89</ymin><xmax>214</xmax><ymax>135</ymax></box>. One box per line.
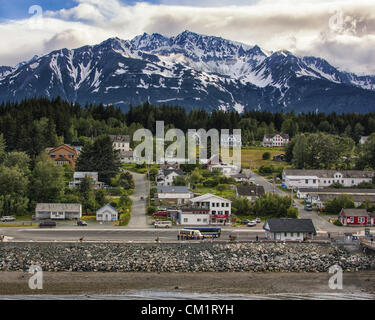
<box><xmin>239</xmin><ymin>147</ymin><xmax>288</xmax><ymax>170</ymax></box>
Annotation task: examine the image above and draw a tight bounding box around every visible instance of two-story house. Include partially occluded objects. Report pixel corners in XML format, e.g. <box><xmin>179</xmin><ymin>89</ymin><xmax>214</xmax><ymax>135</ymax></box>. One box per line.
<box><xmin>156</xmin><ymin>169</ymin><xmax>185</xmax><ymax>187</ymax></box>
<box><xmin>262</xmin><ymin>133</ymin><xmax>290</xmax><ymax>147</ymax></box>
<box><xmin>179</xmin><ymin>193</ymin><xmax>232</xmax><ymax>225</ymax></box>
<box><xmin>46</xmin><ymin>144</ymin><xmax>80</xmax><ymax>168</ymax></box>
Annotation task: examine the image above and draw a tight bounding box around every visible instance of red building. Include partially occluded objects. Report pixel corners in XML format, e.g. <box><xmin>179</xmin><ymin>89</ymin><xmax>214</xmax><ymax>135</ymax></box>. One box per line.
<box><xmin>339</xmin><ymin>209</ymin><xmax>373</xmax><ymax>226</ymax></box>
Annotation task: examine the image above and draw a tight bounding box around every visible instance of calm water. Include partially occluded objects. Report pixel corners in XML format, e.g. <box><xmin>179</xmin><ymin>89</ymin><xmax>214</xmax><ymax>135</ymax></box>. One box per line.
<box><xmin>1</xmin><ymin>291</ymin><xmax>374</xmax><ymax>300</ymax></box>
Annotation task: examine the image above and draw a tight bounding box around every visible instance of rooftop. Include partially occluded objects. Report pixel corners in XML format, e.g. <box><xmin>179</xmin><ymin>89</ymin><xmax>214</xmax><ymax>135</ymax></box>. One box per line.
<box><xmin>340</xmin><ymin>209</ymin><xmax>370</xmax><ymax>217</ymax></box>
<box><xmin>284</xmin><ymin>169</ymin><xmax>374</xmax><ymax>179</ymax></box>
<box><xmin>236</xmin><ymin>185</ymin><xmax>265</xmax><ymax>197</ymax></box>
<box><xmin>36</xmin><ymin>203</ymin><xmax>81</xmax><ymax>211</ymax></box>
<box><xmin>156</xmin><ymin>186</ymin><xmax>190</xmax><ymax>193</ymax></box>
<box><xmin>264</xmin><ymin>218</ymin><xmax>316</xmax><ymax>234</ymax></box>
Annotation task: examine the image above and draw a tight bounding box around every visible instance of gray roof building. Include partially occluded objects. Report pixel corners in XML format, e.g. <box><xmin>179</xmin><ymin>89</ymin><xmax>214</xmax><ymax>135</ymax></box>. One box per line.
<box><xmin>236</xmin><ymin>185</ymin><xmax>265</xmax><ymax>198</ymax></box>
<box><xmin>156</xmin><ymin>186</ymin><xmax>190</xmax><ymax>194</ymax></box>
<box><xmin>109</xmin><ymin>135</ymin><xmax>130</xmax><ymax>143</ymax></box>
<box><xmin>264</xmin><ymin>218</ymin><xmax>316</xmax><ymax>234</ymax></box>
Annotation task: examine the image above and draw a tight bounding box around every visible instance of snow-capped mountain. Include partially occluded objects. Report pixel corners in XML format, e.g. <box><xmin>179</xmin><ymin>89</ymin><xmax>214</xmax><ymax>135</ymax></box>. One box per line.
<box><xmin>0</xmin><ymin>30</ymin><xmax>375</xmax><ymax>113</ymax></box>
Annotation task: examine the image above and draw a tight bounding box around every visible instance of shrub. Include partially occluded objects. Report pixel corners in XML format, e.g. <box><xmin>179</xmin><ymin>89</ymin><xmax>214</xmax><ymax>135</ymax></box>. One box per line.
<box><xmin>258</xmin><ymin>165</ymin><xmax>275</xmax><ymax>175</ymax></box>
<box><xmin>287</xmin><ymin>206</ymin><xmax>298</xmax><ymax>218</ymax></box>
<box><xmin>262</xmin><ymin>152</ymin><xmax>271</xmax><ymax>160</ymax></box>
<box><xmin>216</xmin><ymin>184</ymin><xmax>228</xmax><ymax>192</ymax></box>
<box><xmin>333</xmin><ymin>219</ymin><xmax>343</xmax><ymax>226</ymax></box>
<box><xmin>147</xmin><ymin>205</ymin><xmax>156</xmax><ymax>216</ymax></box>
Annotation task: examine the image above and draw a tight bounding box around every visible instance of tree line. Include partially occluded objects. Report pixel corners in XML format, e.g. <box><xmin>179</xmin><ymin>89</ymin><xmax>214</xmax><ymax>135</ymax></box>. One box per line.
<box><xmin>1</xmin><ymin>98</ymin><xmax>375</xmax><ymax>157</ymax></box>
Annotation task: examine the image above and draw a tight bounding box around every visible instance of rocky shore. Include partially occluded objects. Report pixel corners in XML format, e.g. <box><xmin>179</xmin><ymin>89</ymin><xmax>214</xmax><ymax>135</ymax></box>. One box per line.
<box><xmin>1</xmin><ymin>242</ymin><xmax>374</xmax><ymax>273</ymax></box>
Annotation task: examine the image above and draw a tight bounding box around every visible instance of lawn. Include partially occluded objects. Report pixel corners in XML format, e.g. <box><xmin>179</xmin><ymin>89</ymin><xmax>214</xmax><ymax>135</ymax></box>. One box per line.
<box><xmin>190</xmin><ymin>186</ymin><xmax>236</xmax><ymax>199</ymax></box>
<box><xmin>239</xmin><ymin>147</ymin><xmax>288</xmax><ymax>170</ymax></box>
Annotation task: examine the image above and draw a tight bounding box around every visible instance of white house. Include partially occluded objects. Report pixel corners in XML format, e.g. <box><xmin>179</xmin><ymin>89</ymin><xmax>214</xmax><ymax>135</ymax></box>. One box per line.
<box><xmin>208</xmin><ymin>163</ymin><xmax>240</xmax><ymax>177</ymax></box>
<box><xmin>156</xmin><ymin>169</ymin><xmax>184</xmax><ymax>187</ymax></box>
<box><xmin>263</xmin><ymin>218</ymin><xmax>316</xmax><ymax>241</ymax></box>
<box><xmin>282</xmin><ymin>169</ymin><xmax>374</xmax><ymax>189</ymax></box>
<box><xmin>262</xmin><ymin>133</ymin><xmax>290</xmax><ymax>147</ymax></box>
<box><xmin>96</xmin><ymin>204</ymin><xmax>118</xmax><ymax>222</ymax></box>
<box><xmin>179</xmin><ymin>193</ymin><xmax>232</xmax><ymax>225</ymax></box>
<box><xmin>35</xmin><ymin>203</ymin><xmax>82</xmax><ymax>220</ymax></box>
<box><xmin>69</xmin><ymin>172</ymin><xmax>104</xmax><ymax>189</ymax></box>
<box><xmin>155</xmin><ymin>186</ymin><xmax>193</xmax><ymax>205</ymax></box>
<box><xmin>110</xmin><ymin>135</ymin><xmax>131</xmax><ymax>152</ymax></box>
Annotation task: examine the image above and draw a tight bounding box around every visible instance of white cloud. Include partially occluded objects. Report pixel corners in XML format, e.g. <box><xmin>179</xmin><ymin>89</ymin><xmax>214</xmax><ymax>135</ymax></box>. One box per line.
<box><xmin>0</xmin><ymin>0</ymin><xmax>374</xmax><ymax>75</ymax></box>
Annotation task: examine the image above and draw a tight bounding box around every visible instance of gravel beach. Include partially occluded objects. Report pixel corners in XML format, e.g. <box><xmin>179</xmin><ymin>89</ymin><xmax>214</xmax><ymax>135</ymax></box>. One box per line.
<box><xmin>1</xmin><ymin>242</ymin><xmax>375</xmax><ymax>297</ymax></box>
<box><xmin>1</xmin><ymin>242</ymin><xmax>374</xmax><ymax>273</ymax></box>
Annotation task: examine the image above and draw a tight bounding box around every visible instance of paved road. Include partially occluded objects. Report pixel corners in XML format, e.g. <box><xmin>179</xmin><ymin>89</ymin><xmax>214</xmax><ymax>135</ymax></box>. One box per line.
<box><xmin>127</xmin><ymin>171</ymin><xmax>148</xmax><ymax>228</ymax></box>
<box><xmin>0</xmin><ymin>228</ymin><xmax>265</xmax><ymax>242</ymax></box>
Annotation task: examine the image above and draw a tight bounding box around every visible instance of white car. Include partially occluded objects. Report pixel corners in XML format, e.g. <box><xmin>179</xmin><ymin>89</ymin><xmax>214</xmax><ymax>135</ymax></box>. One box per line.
<box><xmin>1</xmin><ymin>216</ymin><xmax>15</xmax><ymax>222</ymax></box>
<box><xmin>247</xmin><ymin>221</ymin><xmax>257</xmax><ymax>227</ymax></box>
<box><xmin>255</xmin><ymin>218</ymin><xmax>261</xmax><ymax>223</ymax></box>
<box><xmin>154</xmin><ymin>221</ymin><xmax>172</xmax><ymax>228</ymax></box>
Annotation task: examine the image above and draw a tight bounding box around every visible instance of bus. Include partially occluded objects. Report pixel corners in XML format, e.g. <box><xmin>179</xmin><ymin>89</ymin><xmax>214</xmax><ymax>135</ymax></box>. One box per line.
<box><xmin>184</xmin><ymin>227</ymin><xmax>222</xmax><ymax>239</ymax></box>
<box><xmin>177</xmin><ymin>229</ymin><xmax>203</xmax><ymax>240</ymax></box>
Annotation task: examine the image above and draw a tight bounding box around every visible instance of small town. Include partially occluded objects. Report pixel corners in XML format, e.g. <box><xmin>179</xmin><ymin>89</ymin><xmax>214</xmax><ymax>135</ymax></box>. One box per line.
<box><xmin>1</xmin><ymin>0</ymin><xmax>375</xmax><ymax>305</ymax></box>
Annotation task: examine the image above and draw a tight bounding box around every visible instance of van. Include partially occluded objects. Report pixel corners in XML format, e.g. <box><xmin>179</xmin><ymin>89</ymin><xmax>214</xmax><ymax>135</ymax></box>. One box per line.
<box><xmin>1</xmin><ymin>216</ymin><xmax>15</xmax><ymax>222</ymax></box>
<box><xmin>154</xmin><ymin>221</ymin><xmax>172</xmax><ymax>228</ymax></box>
<box><xmin>39</xmin><ymin>221</ymin><xmax>56</xmax><ymax>228</ymax></box>
<box><xmin>177</xmin><ymin>229</ymin><xmax>203</xmax><ymax>240</ymax></box>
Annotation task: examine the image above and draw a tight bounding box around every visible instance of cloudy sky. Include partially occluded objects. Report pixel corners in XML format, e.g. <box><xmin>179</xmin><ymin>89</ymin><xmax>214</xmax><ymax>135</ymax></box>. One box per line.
<box><xmin>1</xmin><ymin>0</ymin><xmax>375</xmax><ymax>75</ymax></box>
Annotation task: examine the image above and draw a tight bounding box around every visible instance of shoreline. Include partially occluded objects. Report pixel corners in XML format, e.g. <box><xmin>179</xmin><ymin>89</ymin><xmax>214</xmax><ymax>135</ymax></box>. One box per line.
<box><xmin>1</xmin><ymin>271</ymin><xmax>375</xmax><ymax>296</ymax></box>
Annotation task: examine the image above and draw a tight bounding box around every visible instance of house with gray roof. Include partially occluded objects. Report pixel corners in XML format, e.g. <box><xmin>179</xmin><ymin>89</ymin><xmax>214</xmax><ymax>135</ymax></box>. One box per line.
<box><xmin>156</xmin><ymin>169</ymin><xmax>185</xmax><ymax>187</ymax></box>
<box><xmin>155</xmin><ymin>186</ymin><xmax>193</xmax><ymax>205</ymax></box>
<box><xmin>236</xmin><ymin>185</ymin><xmax>265</xmax><ymax>202</ymax></box>
<box><xmin>263</xmin><ymin>218</ymin><xmax>316</xmax><ymax>241</ymax></box>
<box><xmin>35</xmin><ymin>203</ymin><xmax>82</xmax><ymax>220</ymax></box>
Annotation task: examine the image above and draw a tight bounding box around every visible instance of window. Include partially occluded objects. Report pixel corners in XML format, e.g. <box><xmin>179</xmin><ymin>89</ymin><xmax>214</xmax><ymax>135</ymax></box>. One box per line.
<box><xmin>341</xmin><ymin>180</ymin><xmax>344</xmax><ymax>184</ymax></box>
<box><xmin>221</xmin><ymin>203</ymin><xmax>225</xmax><ymax>207</ymax></box>
<box><xmin>305</xmin><ymin>179</ymin><xmax>308</xmax><ymax>184</ymax></box>
<box><xmin>297</xmin><ymin>232</ymin><xmax>300</xmax><ymax>237</ymax></box>
<box><xmin>226</xmin><ymin>203</ymin><xmax>229</xmax><ymax>207</ymax></box>
<box><xmin>197</xmin><ymin>218</ymin><xmax>201</xmax><ymax>222</ymax></box>
<box><xmin>203</xmin><ymin>219</ymin><xmax>207</xmax><ymax>223</ymax></box>
<box><xmin>313</xmin><ymin>179</ymin><xmax>316</xmax><ymax>184</ymax></box>
<box><xmin>183</xmin><ymin>218</ymin><xmax>188</xmax><ymax>223</ymax></box>
<box><xmin>284</xmin><ymin>232</ymin><xmax>287</xmax><ymax>236</ymax></box>
<box><xmin>212</xmin><ymin>203</ymin><xmax>215</xmax><ymax>207</ymax></box>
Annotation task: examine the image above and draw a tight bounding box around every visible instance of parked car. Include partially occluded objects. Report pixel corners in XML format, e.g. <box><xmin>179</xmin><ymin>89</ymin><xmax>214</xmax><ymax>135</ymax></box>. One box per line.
<box><xmin>154</xmin><ymin>221</ymin><xmax>172</xmax><ymax>228</ymax></box>
<box><xmin>304</xmin><ymin>204</ymin><xmax>313</xmax><ymax>211</ymax></box>
<box><xmin>255</xmin><ymin>218</ymin><xmax>261</xmax><ymax>223</ymax></box>
<box><xmin>292</xmin><ymin>203</ymin><xmax>298</xmax><ymax>208</ymax></box>
<box><xmin>77</xmin><ymin>220</ymin><xmax>87</xmax><ymax>226</ymax></box>
<box><xmin>39</xmin><ymin>221</ymin><xmax>56</xmax><ymax>228</ymax></box>
<box><xmin>1</xmin><ymin>216</ymin><xmax>15</xmax><ymax>222</ymax></box>
<box><xmin>241</xmin><ymin>219</ymin><xmax>251</xmax><ymax>225</ymax></box>
<box><xmin>247</xmin><ymin>221</ymin><xmax>257</xmax><ymax>227</ymax></box>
